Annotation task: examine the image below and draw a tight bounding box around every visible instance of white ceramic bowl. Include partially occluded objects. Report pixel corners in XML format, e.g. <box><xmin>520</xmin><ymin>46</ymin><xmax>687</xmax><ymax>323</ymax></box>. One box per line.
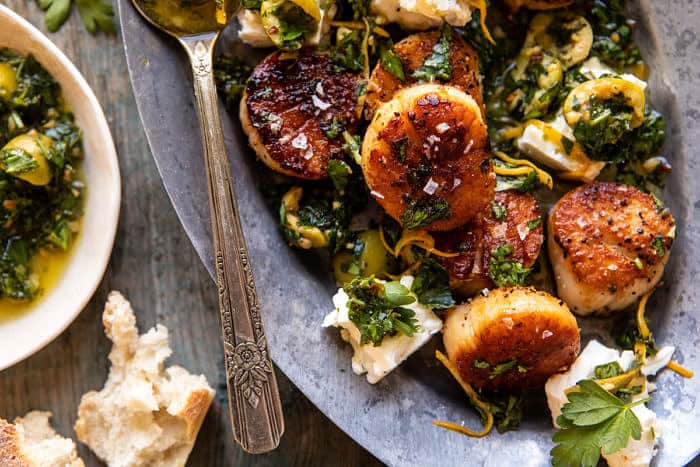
<box><xmin>0</xmin><ymin>6</ymin><xmax>121</xmax><ymax>370</ymax></box>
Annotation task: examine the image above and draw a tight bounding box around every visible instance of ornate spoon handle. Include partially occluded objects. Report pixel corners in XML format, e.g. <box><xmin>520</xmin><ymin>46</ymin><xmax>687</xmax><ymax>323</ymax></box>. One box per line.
<box><xmin>180</xmin><ymin>34</ymin><xmax>284</xmax><ymax>454</ymax></box>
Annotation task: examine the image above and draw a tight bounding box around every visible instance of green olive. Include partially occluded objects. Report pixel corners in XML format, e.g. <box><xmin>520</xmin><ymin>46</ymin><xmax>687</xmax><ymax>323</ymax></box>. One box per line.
<box><xmin>0</xmin><ymin>62</ymin><xmax>17</xmax><ymax>101</ymax></box>
<box><xmin>1</xmin><ymin>131</ymin><xmax>53</xmax><ymax>186</ymax></box>
<box><xmin>332</xmin><ymin>230</ymin><xmax>394</xmax><ymax>284</ymax></box>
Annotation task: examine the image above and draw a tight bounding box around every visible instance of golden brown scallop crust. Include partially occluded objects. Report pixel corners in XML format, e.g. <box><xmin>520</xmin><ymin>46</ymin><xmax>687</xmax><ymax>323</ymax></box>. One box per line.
<box><xmin>504</xmin><ymin>0</ymin><xmax>573</xmax><ymax>11</ymax></box>
<box><xmin>0</xmin><ymin>418</ymin><xmax>30</xmax><ymax>467</ymax></box>
<box><xmin>433</xmin><ymin>190</ymin><xmax>544</xmax><ymax>296</ymax></box>
<box><xmin>549</xmin><ymin>182</ymin><xmax>675</xmax><ymax>292</ymax></box>
<box><xmin>365</xmin><ymin>30</ymin><xmax>483</xmax><ymax>118</ymax></box>
<box><xmin>443</xmin><ymin>287</ymin><xmax>580</xmax><ymax>393</ymax></box>
<box><xmin>242</xmin><ymin>48</ymin><xmax>362</xmax><ymax>179</ymax></box>
<box><xmin>362</xmin><ymin>84</ymin><xmax>495</xmax><ymax>231</ymax></box>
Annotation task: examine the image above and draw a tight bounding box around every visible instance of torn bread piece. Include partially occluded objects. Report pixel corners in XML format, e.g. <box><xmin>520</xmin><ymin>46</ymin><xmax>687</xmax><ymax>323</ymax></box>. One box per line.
<box><xmin>0</xmin><ymin>411</ymin><xmax>84</xmax><ymax>467</ymax></box>
<box><xmin>74</xmin><ymin>291</ymin><xmax>214</xmax><ymax>467</ymax></box>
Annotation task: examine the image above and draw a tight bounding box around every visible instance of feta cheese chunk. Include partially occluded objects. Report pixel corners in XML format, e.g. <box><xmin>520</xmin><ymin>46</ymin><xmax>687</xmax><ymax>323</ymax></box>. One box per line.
<box><xmin>237</xmin><ymin>3</ymin><xmax>336</xmax><ymax>48</ymax></box>
<box><xmin>371</xmin><ymin>0</ymin><xmax>472</xmax><ymax>31</ymax></box>
<box><xmin>545</xmin><ymin>340</ymin><xmax>664</xmax><ymax>467</ymax></box>
<box><xmin>580</xmin><ymin>57</ymin><xmax>647</xmax><ymax>91</ymax></box>
<box><xmin>323</xmin><ymin>276</ymin><xmax>442</xmax><ymax>384</ymax></box>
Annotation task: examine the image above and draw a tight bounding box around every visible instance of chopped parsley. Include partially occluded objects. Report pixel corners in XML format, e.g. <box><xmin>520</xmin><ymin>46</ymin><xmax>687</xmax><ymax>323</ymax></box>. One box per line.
<box><xmin>327</xmin><ymin>160</ymin><xmax>352</xmax><ymax>193</ymax></box>
<box><xmin>527</xmin><ymin>218</ymin><xmax>542</xmax><ymax>230</ymax></box>
<box><xmin>400</xmin><ymin>196</ymin><xmax>451</xmax><ymax>230</ymax></box>
<box><xmin>593</xmin><ymin>361</ymin><xmax>624</xmax><ymax>379</ymax></box>
<box><xmin>320</xmin><ymin>117</ymin><xmax>345</xmax><ymax>140</ymax></box>
<box><xmin>588</xmin><ymin>0</ymin><xmax>642</xmax><ymax>70</ymax></box>
<box><xmin>490</xmin><ymin>394</ymin><xmax>523</xmax><ymax>434</ymax></box>
<box><xmin>488</xmin><ymin>244</ymin><xmax>532</xmax><ymax>287</ymax></box>
<box><xmin>473</xmin><ymin>359</ymin><xmax>491</xmax><ymax>369</ymax></box>
<box><xmin>651</xmin><ymin>235</ymin><xmax>666</xmax><ymax>257</ymax></box>
<box><xmin>491</xmin><ymin>200</ymin><xmax>507</xmax><ymax>220</ymax></box>
<box><xmin>573</xmin><ymin>94</ymin><xmax>636</xmax><ymax>159</ymax></box>
<box><xmin>344</xmin><ymin>276</ymin><xmax>420</xmax><ymax>346</ymax></box>
<box><xmin>391</xmin><ymin>137</ymin><xmax>409</xmax><ymax>164</ymax></box>
<box><xmin>412</xmin><ymin>23</ymin><xmax>453</xmax><ymax>82</ymax></box>
<box><xmin>380</xmin><ymin>48</ymin><xmax>406</xmax><ymax>82</ymax></box>
<box><xmin>488</xmin><ymin>359</ymin><xmax>527</xmax><ymax>379</ymax></box>
<box><xmin>410</xmin><ymin>257</ymin><xmax>455</xmax><ymax>309</ymax></box>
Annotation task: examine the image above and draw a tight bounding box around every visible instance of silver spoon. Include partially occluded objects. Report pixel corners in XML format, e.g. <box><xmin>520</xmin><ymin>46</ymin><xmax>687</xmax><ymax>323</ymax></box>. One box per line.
<box><xmin>129</xmin><ymin>0</ymin><xmax>284</xmax><ymax>453</ymax></box>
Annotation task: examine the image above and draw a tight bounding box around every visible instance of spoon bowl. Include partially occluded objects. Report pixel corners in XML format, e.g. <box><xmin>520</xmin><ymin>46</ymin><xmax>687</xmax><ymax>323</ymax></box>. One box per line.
<box><xmin>129</xmin><ymin>0</ymin><xmax>285</xmax><ymax>454</ymax></box>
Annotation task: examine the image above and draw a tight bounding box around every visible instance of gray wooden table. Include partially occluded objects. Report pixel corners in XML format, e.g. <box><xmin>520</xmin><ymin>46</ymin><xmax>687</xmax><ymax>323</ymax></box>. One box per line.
<box><xmin>0</xmin><ymin>2</ymin><xmax>381</xmax><ymax>465</ymax></box>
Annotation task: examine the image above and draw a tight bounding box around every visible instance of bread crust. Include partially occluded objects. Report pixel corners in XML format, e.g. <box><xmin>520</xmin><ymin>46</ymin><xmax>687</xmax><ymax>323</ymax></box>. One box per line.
<box><xmin>0</xmin><ymin>419</ymin><xmax>30</xmax><ymax>467</ymax></box>
<box><xmin>241</xmin><ymin>48</ymin><xmax>361</xmax><ymax>180</ymax></box>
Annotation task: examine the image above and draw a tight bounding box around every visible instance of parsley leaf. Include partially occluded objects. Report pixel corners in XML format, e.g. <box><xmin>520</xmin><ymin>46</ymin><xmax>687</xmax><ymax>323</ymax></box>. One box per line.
<box><xmin>380</xmin><ymin>48</ymin><xmax>406</xmax><ymax>82</ymax></box>
<box><xmin>488</xmin><ymin>244</ymin><xmax>532</xmax><ymax>287</ymax></box>
<box><xmin>410</xmin><ymin>257</ymin><xmax>455</xmax><ymax>309</ymax></box>
<box><xmin>40</xmin><ymin>0</ymin><xmax>72</xmax><ymax>32</ymax></box>
<box><xmin>551</xmin><ymin>380</ymin><xmax>647</xmax><ymax>467</ymax></box>
<box><xmin>490</xmin><ymin>394</ymin><xmax>523</xmax><ymax>433</ymax></box>
<box><xmin>327</xmin><ymin>159</ymin><xmax>352</xmax><ymax>193</ymax></box>
<box><xmin>527</xmin><ymin>218</ymin><xmax>542</xmax><ymax>230</ymax></box>
<box><xmin>75</xmin><ymin>0</ymin><xmax>115</xmax><ymax>34</ymax></box>
<box><xmin>412</xmin><ymin>23</ymin><xmax>452</xmax><ymax>82</ymax></box>
<box><xmin>344</xmin><ymin>276</ymin><xmax>419</xmax><ymax>346</ymax></box>
<box><xmin>594</xmin><ymin>361</ymin><xmax>624</xmax><ymax>379</ymax></box>
<box><xmin>400</xmin><ymin>196</ymin><xmax>451</xmax><ymax>229</ymax></box>
<box><xmin>214</xmin><ymin>56</ymin><xmax>252</xmax><ymax>109</ymax></box>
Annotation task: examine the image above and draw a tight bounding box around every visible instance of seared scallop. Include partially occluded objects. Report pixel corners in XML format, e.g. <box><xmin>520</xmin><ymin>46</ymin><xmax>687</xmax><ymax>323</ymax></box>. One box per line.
<box><xmin>361</xmin><ymin>84</ymin><xmax>495</xmax><ymax>231</ymax></box>
<box><xmin>443</xmin><ymin>286</ymin><xmax>580</xmax><ymax>392</ymax></box>
<box><xmin>433</xmin><ymin>190</ymin><xmax>544</xmax><ymax>297</ymax></box>
<box><xmin>548</xmin><ymin>182</ymin><xmax>675</xmax><ymax>315</ymax></box>
<box><xmin>365</xmin><ymin>30</ymin><xmax>483</xmax><ymax>118</ymax></box>
<box><xmin>240</xmin><ymin>48</ymin><xmax>362</xmax><ymax>180</ymax></box>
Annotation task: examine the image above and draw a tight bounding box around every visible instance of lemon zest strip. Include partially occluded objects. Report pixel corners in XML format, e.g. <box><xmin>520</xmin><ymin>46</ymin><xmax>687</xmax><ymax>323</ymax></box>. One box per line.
<box><xmin>434</xmin><ymin>350</ymin><xmax>494</xmax><ymax>438</ymax></box>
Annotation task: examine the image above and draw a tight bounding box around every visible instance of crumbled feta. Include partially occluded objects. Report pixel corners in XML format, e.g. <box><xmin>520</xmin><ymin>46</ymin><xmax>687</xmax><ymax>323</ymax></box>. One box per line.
<box><xmin>312</xmin><ymin>94</ymin><xmax>332</xmax><ymax>111</ymax></box>
<box><xmin>291</xmin><ymin>133</ymin><xmax>308</xmax><ymax>150</ymax></box>
<box><xmin>436</xmin><ymin>122</ymin><xmax>451</xmax><ymax>134</ymax></box>
<box><xmin>237</xmin><ymin>3</ymin><xmax>337</xmax><ymax>48</ymax></box>
<box><xmin>545</xmin><ymin>340</ymin><xmax>664</xmax><ymax>467</ymax></box>
<box><xmin>423</xmin><ymin>177</ymin><xmax>439</xmax><ymax>195</ymax></box>
<box><xmin>268</xmin><ymin>114</ymin><xmax>283</xmax><ymax>133</ymax></box>
<box><xmin>371</xmin><ymin>0</ymin><xmax>473</xmax><ymax>31</ymax></box>
<box><xmin>322</xmin><ymin>276</ymin><xmax>442</xmax><ymax>384</ymax></box>
<box><xmin>517</xmin><ymin>121</ymin><xmax>575</xmax><ymax>172</ymax></box>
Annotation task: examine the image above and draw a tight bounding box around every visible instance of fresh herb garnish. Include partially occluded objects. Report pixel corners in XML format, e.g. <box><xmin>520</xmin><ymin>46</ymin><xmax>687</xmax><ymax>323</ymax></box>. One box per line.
<box><xmin>490</xmin><ymin>394</ymin><xmax>523</xmax><ymax>433</ymax></box>
<box><xmin>412</xmin><ymin>23</ymin><xmax>453</xmax><ymax>82</ymax></box>
<box><xmin>491</xmin><ymin>200</ymin><xmax>507</xmax><ymax>221</ymax></box>
<box><xmin>488</xmin><ymin>359</ymin><xmax>527</xmax><ymax>379</ymax></box>
<box><xmin>495</xmin><ymin>170</ymin><xmax>539</xmax><ymax>193</ymax></box>
<box><xmin>391</xmin><ymin>137</ymin><xmax>409</xmax><ymax>163</ymax></box>
<box><xmin>488</xmin><ymin>244</ymin><xmax>532</xmax><ymax>287</ymax></box>
<box><xmin>400</xmin><ymin>196</ymin><xmax>451</xmax><ymax>230</ymax></box>
<box><xmin>381</xmin><ymin>48</ymin><xmax>406</xmax><ymax>82</ymax></box>
<box><xmin>410</xmin><ymin>257</ymin><xmax>455</xmax><ymax>309</ymax></box>
<box><xmin>588</xmin><ymin>0</ymin><xmax>641</xmax><ymax>70</ymax></box>
<box><xmin>342</xmin><ymin>131</ymin><xmax>361</xmax><ymax>164</ymax></box>
<box><xmin>37</xmin><ymin>0</ymin><xmax>115</xmax><ymax>34</ymax></box>
<box><xmin>651</xmin><ymin>235</ymin><xmax>666</xmax><ymax>257</ymax></box>
<box><xmin>344</xmin><ymin>276</ymin><xmax>420</xmax><ymax>346</ymax></box>
<box><xmin>527</xmin><ymin>218</ymin><xmax>542</xmax><ymax>230</ymax></box>
<box><xmin>320</xmin><ymin>117</ymin><xmax>345</xmax><ymax>140</ymax></box>
<box><xmin>473</xmin><ymin>359</ymin><xmax>491</xmax><ymax>369</ymax></box>
<box><xmin>573</xmin><ymin>94</ymin><xmax>635</xmax><ymax>159</ymax></box>
<box><xmin>551</xmin><ymin>380</ymin><xmax>648</xmax><ymax>467</ymax></box>
<box><xmin>327</xmin><ymin>159</ymin><xmax>352</xmax><ymax>193</ymax></box>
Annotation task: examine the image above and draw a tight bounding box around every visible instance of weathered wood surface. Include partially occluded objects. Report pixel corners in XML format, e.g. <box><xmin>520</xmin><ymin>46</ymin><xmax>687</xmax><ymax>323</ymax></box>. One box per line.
<box><xmin>0</xmin><ymin>2</ymin><xmax>381</xmax><ymax>465</ymax></box>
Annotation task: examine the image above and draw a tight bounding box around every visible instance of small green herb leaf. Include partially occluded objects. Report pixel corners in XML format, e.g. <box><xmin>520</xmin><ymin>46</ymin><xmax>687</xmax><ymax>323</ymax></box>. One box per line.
<box><xmin>410</xmin><ymin>257</ymin><xmax>455</xmax><ymax>309</ymax></box>
<box><xmin>381</xmin><ymin>48</ymin><xmax>406</xmax><ymax>82</ymax></box>
<box><xmin>400</xmin><ymin>196</ymin><xmax>451</xmax><ymax>230</ymax></box>
<box><xmin>491</xmin><ymin>200</ymin><xmax>507</xmax><ymax>220</ymax></box>
<box><xmin>594</xmin><ymin>361</ymin><xmax>624</xmax><ymax>379</ymax></box>
<box><xmin>327</xmin><ymin>159</ymin><xmax>352</xmax><ymax>193</ymax></box>
<box><xmin>75</xmin><ymin>0</ymin><xmax>115</xmax><ymax>34</ymax></box>
<box><xmin>412</xmin><ymin>23</ymin><xmax>452</xmax><ymax>82</ymax></box>
<box><xmin>344</xmin><ymin>276</ymin><xmax>419</xmax><ymax>346</ymax></box>
<box><xmin>527</xmin><ymin>218</ymin><xmax>542</xmax><ymax>229</ymax></box>
<box><xmin>488</xmin><ymin>243</ymin><xmax>532</xmax><ymax>287</ymax></box>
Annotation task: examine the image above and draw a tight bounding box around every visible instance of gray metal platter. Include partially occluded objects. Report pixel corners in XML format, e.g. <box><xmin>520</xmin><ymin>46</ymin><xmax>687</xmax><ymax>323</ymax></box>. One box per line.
<box><xmin>117</xmin><ymin>0</ymin><xmax>700</xmax><ymax>465</ymax></box>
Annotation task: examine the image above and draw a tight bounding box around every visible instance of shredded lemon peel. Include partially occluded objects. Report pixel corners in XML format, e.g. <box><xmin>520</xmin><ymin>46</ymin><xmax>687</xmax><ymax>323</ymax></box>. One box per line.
<box><xmin>434</xmin><ymin>350</ymin><xmax>494</xmax><ymax>438</ymax></box>
<box><xmin>667</xmin><ymin>360</ymin><xmax>694</xmax><ymax>378</ymax></box>
<box><xmin>494</xmin><ymin>151</ymin><xmax>553</xmax><ymax>189</ymax></box>
<box><xmin>466</xmin><ymin>0</ymin><xmax>495</xmax><ymax>45</ymax></box>
<box><xmin>379</xmin><ymin>227</ymin><xmax>460</xmax><ymax>260</ymax></box>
